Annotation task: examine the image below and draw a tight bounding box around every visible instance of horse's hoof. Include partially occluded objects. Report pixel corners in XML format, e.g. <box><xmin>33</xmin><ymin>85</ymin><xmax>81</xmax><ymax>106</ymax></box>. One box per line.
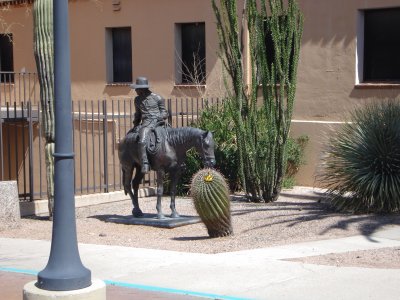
<box><xmin>157</xmin><ymin>214</ymin><xmax>166</xmax><ymax>219</ymax></box>
<box><xmin>132</xmin><ymin>209</ymin><xmax>144</xmax><ymax>218</ymax></box>
<box><xmin>170</xmin><ymin>213</ymin><xmax>180</xmax><ymax>218</ymax></box>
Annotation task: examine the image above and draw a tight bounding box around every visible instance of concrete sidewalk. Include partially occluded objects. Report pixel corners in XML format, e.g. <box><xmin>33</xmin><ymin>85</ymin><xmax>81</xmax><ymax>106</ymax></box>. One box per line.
<box><xmin>1</xmin><ymin>226</ymin><xmax>400</xmax><ymax>300</ymax></box>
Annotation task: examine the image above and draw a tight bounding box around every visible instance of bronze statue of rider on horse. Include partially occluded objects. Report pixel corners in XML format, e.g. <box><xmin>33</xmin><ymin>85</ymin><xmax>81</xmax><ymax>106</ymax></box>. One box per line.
<box><xmin>130</xmin><ymin>77</ymin><xmax>169</xmax><ymax>174</ymax></box>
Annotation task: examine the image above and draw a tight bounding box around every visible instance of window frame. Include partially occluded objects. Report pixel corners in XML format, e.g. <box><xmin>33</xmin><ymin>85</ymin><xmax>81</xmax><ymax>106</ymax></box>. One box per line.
<box><xmin>105</xmin><ymin>27</ymin><xmax>133</xmax><ymax>84</ymax></box>
<box><xmin>356</xmin><ymin>8</ymin><xmax>400</xmax><ymax>87</ymax></box>
<box><xmin>0</xmin><ymin>33</ymin><xmax>14</xmax><ymax>83</ymax></box>
<box><xmin>174</xmin><ymin>22</ymin><xmax>206</xmax><ymax>86</ymax></box>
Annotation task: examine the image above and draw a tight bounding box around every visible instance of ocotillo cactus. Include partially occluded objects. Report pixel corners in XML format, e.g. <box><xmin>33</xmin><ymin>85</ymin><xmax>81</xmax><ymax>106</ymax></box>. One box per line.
<box><xmin>33</xmin><ymin>0</ymin><xmax>55</xmax><ymax>217</ymax></box>
<box><xmin>190</xmin><ymin>168</ymin><xmax>233</xmax><ymax>237</ymax></box>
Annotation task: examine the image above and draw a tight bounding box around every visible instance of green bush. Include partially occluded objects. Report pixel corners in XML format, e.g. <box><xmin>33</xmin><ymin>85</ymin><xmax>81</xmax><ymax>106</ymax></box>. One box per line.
<box><xmin>164</xmin><ymin>102</ymin><xmax>239</xmax><ymax>196</ymax></box>
<box><xmin>319</xmin><ymin>100</ymin><xmax>400</xmax><ymax>213</ymax></box>
<box><xmin>163</xmin><ymin>149</ymin><xmax>201</xmax><ymax>196</ymax></box>
<box><xmin>283</xmin><ymin>135</ymin><xmax>309</xmax><ymax>188</ymax></box>
<box><xmin>195</xmin><ymin>102</ymin><xmax>240</xmax><ymax>191</ymax></box>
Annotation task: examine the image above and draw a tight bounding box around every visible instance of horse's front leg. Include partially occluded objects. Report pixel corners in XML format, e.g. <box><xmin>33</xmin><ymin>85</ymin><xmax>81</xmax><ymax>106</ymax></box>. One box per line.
<box><xmin>169</xmin><ymin>169</ymin><xmax>181</xmax><ymax>218</ymax></box>
<box><xmin>131</xmin><ymin>167</ymin><xmax>144</xmax><ymax>217</ymax></box>
<box><xmin>156</xmin><ymin>170</ymin><xmax>166</xmax><ymax>219</ymax></box>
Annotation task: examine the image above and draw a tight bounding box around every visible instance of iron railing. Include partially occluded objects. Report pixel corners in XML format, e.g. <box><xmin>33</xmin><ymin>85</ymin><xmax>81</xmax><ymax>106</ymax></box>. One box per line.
<box><xmin>0</xmin><ymin>71</ymin><xmax>221</xmax><ymax>201</ymax></box>
<box><xmin>0</xmin><ymin>71</ymin><xmax>40</xmax><ymax>106</ymax></box>
<box><xmin>0</xmin><ymin>97</ymin><xmax>220</xmax><ymax>201</ymax></box>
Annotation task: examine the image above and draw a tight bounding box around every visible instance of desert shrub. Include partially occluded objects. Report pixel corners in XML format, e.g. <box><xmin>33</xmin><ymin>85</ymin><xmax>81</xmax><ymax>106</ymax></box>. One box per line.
<box><xmin>283</xmin><ymin>135</ymin><xmax>309</xmax><ymax>188</ymax></box>
<box><xmin>195</xmin><ymin>102</ymin><xmax>240</xmax><ymax>191</ymax></box>
<box><xmin>319</xmin><ymin>100</ymin><xmax>400</xmax><ymax>213</ymax></box>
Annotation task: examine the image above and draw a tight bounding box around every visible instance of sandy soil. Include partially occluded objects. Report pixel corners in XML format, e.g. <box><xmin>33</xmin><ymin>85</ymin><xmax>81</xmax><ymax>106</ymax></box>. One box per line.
<box><xmin>1</xmin><ymin>187</ymin><xmax>399</xmax><ymax>269</ymax></box>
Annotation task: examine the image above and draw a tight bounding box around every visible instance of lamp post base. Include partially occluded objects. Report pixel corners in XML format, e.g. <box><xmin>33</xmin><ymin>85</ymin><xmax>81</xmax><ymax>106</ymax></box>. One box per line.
<box><xmin>23</xmin><ymin>278</ymin><xmax>106</xmax><ymax>300</ymax></box>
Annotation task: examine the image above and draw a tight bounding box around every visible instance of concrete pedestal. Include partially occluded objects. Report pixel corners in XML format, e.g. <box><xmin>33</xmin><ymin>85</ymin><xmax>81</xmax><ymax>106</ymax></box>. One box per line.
<box><xmin>0</xmin><ymin>181</ymin><xmax>21</xmax><ymax>230</ymax></box>
<box><xmin>23</xmin><ymin>279</ymin><xmax>106</xmax><ymax>300</ymax></box>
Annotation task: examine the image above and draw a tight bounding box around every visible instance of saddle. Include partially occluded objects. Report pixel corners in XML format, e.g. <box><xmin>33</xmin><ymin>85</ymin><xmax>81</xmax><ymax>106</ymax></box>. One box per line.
<box><xmin>146</xmin><ymin>126</ymin><xmax>167</xmax><ymax>154</ymax></box>
<box><xmin>127</xmin><ymin>125</ymin><xmax>167</xmax><ymax>155</ymax></box>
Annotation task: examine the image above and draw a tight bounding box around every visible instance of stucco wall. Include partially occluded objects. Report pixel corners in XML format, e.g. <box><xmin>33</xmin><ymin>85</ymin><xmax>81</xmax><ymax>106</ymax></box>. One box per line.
<box><xmin>2</xmin><ymin>0</ymin><xmax>400</xmax><ymax>187</ymax></box>
<box><xmin>291</xmin><ymin>0</ymin><xmax>400</xmax><ymax>185</ymax></box>
<box><xmin>7</xmin><ymin>0</ymin><xmax>400</xmax><ymax>106</ymax></box>
<box><xmin>67</xmin><ymin>0</ymin><xmax>225</xmax><ymax>101</ymax></box>
<box><xmin>296</xmin><ymin>0</ymin><xmax>400</xmax><ymax>122</ymax></box>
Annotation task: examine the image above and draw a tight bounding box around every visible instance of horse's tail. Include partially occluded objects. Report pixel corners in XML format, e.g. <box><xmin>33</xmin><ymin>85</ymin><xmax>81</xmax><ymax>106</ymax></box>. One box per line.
<box><xmin>118</xmin><ymin>136</ymin><xmax>134</xmax><ymax>196</ymax></box>
<box><xmin>122</xmin><ymin>169</ymin><xmax>130</xmax><ymax>195</ymax></box>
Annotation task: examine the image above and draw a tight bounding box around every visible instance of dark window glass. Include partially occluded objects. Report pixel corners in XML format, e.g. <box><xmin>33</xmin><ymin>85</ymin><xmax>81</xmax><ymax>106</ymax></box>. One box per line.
<box><xmin>112</xmin><ymin>27</ymin><xmax>132</xmax><ymax>83</ymax></box>
<box><xmin>181</xmin><ymin>23</ymin><xmax>206</xmax><ymax>84</ymax></box>
<box><xmin>0</xmin><ymin>34</ymin><xmax>14</xmax><ymax>83</ymax></box>
<box><xmin>262</xmin><ymin>16</ymin><xmax>294</xmax><ymax>83</ymax></box>
<box><xmin>264</xmin><ymin>19</ymin><xmax>275</xmax><ymax>67</ymax></box>
<box><xmin>364</xmin><ymin>8</ymin><xmax>400</xmax><ymax>82</ymax></box>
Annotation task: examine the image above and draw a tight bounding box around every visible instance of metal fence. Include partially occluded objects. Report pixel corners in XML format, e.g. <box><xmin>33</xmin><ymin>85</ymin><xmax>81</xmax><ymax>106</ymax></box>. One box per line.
<box><xmin>0</xmin><ymin>72</ymin><xmax>40</xmax><ymax>106</ymax></box>
<box><xmin>0</xmin><ymin>96</ymin><xmax>219</xmax><ymax>201</ymax></box>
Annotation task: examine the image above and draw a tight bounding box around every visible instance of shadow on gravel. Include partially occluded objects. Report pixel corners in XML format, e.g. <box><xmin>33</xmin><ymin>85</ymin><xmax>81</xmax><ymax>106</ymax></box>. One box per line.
<box><xmin>232</xmin><ymin>201</ymin><xmax>330</xmax><ymax>217</ymax></box>
<box><xmin>171</xmin><ymin>236</ymin><xmax>210</xmax><ymax>241</ymax></box>
<box><xmin>233</xmin><ymin>195</ymin><xmax>400</xmax><ymax>240</ymax></box>
<box><xmin>231</xmin><ymin>190</ymin><xmax>327</xmax><ymax>202</ymax></box>
<box><xmin>88</xmin><ymin>214</ymin><xmax>124</xmax><ymax>222</ymax></box>
<box><xmin>280</xmin><ymin>191</ymin><xmax>327</xmax><ymax>201</ymax></box>
<box><xmin>22</xmin><ymin>215</ymin><xmax>51</xmax><ymax>221</ymax></box>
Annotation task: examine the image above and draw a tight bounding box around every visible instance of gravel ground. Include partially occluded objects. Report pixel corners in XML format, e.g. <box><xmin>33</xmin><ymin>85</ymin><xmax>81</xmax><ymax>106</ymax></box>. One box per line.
<box><xmin>1</xmin><ymin>187</ymin><xmax>400</xmax><ymax>268</ymax></box>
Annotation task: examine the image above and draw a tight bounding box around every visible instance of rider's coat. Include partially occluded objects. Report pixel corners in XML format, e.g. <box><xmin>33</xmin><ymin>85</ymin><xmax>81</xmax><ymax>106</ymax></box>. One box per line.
<box><xmin>133</xmin><ymin>92</ymin><xmax>168</xmax><ymax>128</ymax></box>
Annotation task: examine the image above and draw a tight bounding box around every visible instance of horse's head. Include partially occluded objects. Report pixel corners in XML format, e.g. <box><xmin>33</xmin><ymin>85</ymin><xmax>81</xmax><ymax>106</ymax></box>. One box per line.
<box><xmin>199</xmin><ymin>130</ymin><xmax>216</xmax><ymax>168</ymax></box>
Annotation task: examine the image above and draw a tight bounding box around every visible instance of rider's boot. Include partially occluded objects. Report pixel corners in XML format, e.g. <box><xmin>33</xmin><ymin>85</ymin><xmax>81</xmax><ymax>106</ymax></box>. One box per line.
<box><xmin>139</xmin><ymin>141</ymin><xmax>150</xmax><ymax>174</ymax></box>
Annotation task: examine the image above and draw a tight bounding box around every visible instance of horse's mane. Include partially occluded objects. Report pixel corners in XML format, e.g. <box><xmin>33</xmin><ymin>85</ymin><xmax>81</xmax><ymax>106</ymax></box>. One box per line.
<box><xmin>166</xmin><ymin>127</ymin><xmax>204</xmax><ymax>147</ymax></box>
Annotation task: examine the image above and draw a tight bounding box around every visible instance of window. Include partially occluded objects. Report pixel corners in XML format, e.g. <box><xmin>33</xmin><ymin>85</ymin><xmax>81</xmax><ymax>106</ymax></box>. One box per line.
<box><xmin>357</xmin><ymin>8</ymin><xmax>400</xmax><ymax>83</ymax></box>
<box><xmin>259</xmin><ymin>16</ymin><xmax>294</xmax><ymax>83</ymax></box>
<box><xmin>175</xmin><ymin>22</ymin><xmax>206</xmax><ymax>85</ymax></box>
<box><xmin>105</xmin><ymin>27</ymin><xmax>132</xmax><ymax>83</ymax></box>
<box><xmin>0</xmin><ymin>34</ymin><xmax>14</xmax><ymax>83</ymax></box>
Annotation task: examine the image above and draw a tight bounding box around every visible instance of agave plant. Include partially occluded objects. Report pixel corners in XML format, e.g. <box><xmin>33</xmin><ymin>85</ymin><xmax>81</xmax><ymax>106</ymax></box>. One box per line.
<box><xmin>319</xmin><ymin>100</ymin><xmax>400</xmax><ymax>213</ymax></box>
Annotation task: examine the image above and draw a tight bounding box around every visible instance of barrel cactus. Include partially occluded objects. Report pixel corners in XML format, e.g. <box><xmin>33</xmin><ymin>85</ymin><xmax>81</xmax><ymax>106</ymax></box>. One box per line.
<box><xmin>190</xmin><ymin>168</ymin><xmax>233</xmax><ymax>237</ymax></box>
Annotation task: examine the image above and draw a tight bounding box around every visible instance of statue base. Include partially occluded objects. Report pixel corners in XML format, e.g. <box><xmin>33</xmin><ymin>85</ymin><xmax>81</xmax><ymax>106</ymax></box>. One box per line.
<box><xmin>106</xmin><ymin>214</ymin><xmax>201</xmax><ymax>228</ymax></box>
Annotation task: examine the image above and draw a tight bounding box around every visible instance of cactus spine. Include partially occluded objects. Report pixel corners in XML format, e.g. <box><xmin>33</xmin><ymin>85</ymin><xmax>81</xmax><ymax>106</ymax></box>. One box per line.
<box><xmin>190</xmin><ymin>168</ymin><xmax>233</xmax><ymax>237</ymax></box>
<box><xmin>33</xmin><ymin>0</ymin><xmax>55</xmax><ymax>217</ymax></box>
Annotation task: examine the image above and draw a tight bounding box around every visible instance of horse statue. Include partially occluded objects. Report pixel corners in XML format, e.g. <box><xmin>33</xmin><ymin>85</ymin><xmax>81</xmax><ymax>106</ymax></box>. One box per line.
<box><xmin>118</xmin><ymin>125</ymin><xmax>216</xmax><ymax>219</ymax></box>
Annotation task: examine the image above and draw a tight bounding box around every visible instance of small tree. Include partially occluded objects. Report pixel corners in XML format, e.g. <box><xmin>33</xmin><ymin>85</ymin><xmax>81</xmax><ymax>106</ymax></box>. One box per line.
<box><xmin>212</xmin><ymin>0</ymin><xmax>303</xmax><ymax>201</ymax></box>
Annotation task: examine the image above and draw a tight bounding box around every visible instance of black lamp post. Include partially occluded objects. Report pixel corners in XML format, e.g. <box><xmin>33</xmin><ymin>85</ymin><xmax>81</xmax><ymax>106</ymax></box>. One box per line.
<box><xmin>36</xmin><ymin>0</ymin><xmax>91</xmax><ymax>291</ymax></box>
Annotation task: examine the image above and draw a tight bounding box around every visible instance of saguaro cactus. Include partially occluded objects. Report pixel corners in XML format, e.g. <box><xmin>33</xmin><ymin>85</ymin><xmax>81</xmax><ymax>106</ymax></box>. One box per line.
<box><xmin>190</xmin><ymin>168</ymin><xmax>233</xmax><ymax>237</ymax></box>
<box><xmin>33</xmin><ymin>0</ymin><xmax>55</xmax><ymax>217</ymax></box>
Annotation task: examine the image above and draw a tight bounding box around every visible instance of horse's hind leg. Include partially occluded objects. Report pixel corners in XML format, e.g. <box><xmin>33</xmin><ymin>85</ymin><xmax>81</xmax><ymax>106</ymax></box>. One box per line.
<box><xmin>131</xmin><ymin>168</ymin><xmax>145</xmax><ymax>217</ymax></box>
<box><xmin>122</xmin><ymin>166</ymin><xmax>134</xmax><ymax>201</ymax></box>
<box><xmin>169</xmin><ymin>170</ymin><xmax>181</xmax><ymax>218</ymax></box>
<box><xmin>122</xmin><ymin>164</ymin><xmax>143</xmax><ymax>217</ymax></box>
<box><xmin>156</xmin><ymin>170</ymin><xmax>166</xmax><ymax>219</ymax></box>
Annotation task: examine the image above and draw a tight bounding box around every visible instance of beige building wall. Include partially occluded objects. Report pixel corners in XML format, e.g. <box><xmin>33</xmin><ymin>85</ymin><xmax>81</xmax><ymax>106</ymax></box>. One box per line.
<box><xmin>69</xmin><ymin>0</ymin><xmax>225</xmax><ymax>101</ymax></box>
<box><xmin>292</xmin><ymin>0</ymin><xmax>400</xmax><ymax>186</ymax></box>
<box><xmin>2</xmin><ymin>0</ymin><xmax>400</xmax><ymax>187</ymax></box>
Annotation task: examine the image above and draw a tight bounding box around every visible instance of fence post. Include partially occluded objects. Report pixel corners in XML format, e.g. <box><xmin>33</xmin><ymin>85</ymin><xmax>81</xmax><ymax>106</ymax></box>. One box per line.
<box><xmin>0</xmin><ymin>109</ymin><xmax>3</xmax><ymax>181</ymax></box>
<box><xmin>28</xmin><ymin>101</ymin><xmax>34</xmax><ymax>201</ymax></box>
<box><xmin>102</xmin><ymin>100</ymin><xmax>109</xmax><ymax>193</ymax></box>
